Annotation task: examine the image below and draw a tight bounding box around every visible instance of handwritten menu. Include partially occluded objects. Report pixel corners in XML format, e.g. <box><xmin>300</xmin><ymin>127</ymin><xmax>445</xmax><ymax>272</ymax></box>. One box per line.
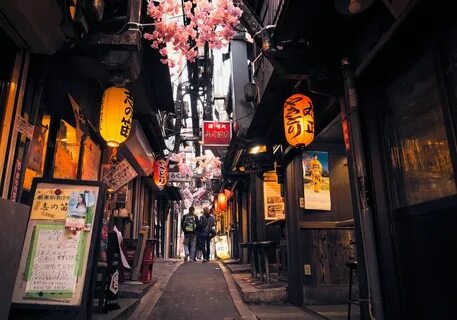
<box><xmin>102</xmin><ymin>159</ymin><xmax>137</xmax><ymax>192</ymax></box>
<box><xmin>25</xmin><ymin>225</ymin><xmax>80</xmax><ymax>295</ymax></box>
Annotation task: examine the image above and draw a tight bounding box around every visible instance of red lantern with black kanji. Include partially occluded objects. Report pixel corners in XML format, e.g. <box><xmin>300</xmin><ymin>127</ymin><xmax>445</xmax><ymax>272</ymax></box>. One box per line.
<box><xmin>283</xmin><ymin>93</ymin><xmax>314</xmax><ymax>147</ymax></box>
<box><xmin>153</xmin><ymin>159</ymin><xmax>168</xmax><ymax>190</ymax></box>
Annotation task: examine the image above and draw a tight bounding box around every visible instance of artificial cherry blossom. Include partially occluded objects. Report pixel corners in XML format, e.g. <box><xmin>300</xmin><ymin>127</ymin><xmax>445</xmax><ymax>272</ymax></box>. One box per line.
<box><xmin>144</xmin><ymin>0</ymin><xmax>242</xmax><ymax>69</ymax></box>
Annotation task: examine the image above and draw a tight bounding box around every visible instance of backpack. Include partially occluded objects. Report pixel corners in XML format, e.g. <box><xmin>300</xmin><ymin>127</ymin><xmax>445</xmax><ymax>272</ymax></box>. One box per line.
<box><xmin>183</xmin><ymin>215</ymin><xmax>196</xmax><ymax>233</ymax></box>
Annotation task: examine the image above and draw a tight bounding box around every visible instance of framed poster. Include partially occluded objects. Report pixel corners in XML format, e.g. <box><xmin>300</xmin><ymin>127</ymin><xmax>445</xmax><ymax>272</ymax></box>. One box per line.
<box><xmin>302</xmin><ymin>151</ymin><xmax>331</xmax><ymax>210</ymax></box>
<box><xmin>10</xmin><ymin>178</ymin><xmax>105</xmax><ymax>320</ymax></box>
<box><xmin>263</xmin><ymin>171</ymin><xmax>285</xmax><ymax>220</ymax></box>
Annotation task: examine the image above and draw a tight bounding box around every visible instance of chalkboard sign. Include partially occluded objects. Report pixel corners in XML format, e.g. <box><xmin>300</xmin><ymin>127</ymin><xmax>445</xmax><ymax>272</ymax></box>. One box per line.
<box><xmin>10</xmin><ymin>179</ymin><xmax>105</xmax><ymax>320</ymax></box>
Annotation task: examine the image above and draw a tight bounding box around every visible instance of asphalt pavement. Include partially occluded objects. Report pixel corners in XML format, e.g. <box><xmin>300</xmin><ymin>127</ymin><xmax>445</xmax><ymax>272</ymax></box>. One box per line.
<box><xmin>148</xmin><ymin>261</ymin><xmax>241</xmax><ymax>320</ymax></box>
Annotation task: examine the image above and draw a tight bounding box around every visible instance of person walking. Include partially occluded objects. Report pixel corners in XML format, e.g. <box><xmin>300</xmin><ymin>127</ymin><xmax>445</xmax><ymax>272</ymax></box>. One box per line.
<box><xmin>200</xmin><ymin>206</ymin><xmax>215</xmax><ymax>262</ymax></box>
<box><xmin>181</xmin><ymin>206</ymin><xmax>198</xmax><ymax>262</ymax></box>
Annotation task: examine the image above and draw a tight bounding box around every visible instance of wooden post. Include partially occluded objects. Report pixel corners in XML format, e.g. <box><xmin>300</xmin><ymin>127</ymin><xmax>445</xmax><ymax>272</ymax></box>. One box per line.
<box><xmin>284</xmin><ymin>155</ymin><xmax>304</xmax><ymax>305</ymax></box>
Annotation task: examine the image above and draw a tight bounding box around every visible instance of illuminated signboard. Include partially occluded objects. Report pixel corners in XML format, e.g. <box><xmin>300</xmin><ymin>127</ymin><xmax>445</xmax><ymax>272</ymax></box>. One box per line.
<box><xmin>202</xmin><ymin>121</ymin><xmax>232</xmax><ymax>147</ymax></box>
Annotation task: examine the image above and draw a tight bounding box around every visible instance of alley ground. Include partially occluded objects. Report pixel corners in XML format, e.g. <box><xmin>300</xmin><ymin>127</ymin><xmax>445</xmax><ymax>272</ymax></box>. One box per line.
<box><xmin>122</xmin><ymin>259</ymin><xmax>344</xmax><ymax>320</ymax></box>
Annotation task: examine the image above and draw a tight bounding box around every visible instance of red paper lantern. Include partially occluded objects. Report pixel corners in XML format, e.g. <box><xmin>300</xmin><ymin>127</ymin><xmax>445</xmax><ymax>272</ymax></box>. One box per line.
<box><xmin>217</xmin><ymin>192</ymin><xmax>227</xmax><ymax>211</ymax></box>
<box><xmin>153</xmin><ymin>159</ymin><xmax>168</xmax><ymax>190</ymax></box>
<box><xmin>283</xmin><ymin>93</ymin><xmax>314</xmax><ymax>147</ymax></box>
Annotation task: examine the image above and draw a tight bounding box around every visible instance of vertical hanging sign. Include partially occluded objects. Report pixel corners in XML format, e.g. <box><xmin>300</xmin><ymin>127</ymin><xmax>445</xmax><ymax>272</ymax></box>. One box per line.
<box><xmin>153</xmin><ymin>159</ymin><xmax>169</xmax><ymax>190</ymax></box>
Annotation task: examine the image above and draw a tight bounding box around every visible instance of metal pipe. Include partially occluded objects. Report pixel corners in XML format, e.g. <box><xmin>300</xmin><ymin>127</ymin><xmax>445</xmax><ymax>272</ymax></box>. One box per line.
<box><xmin>354</xmin><ymin>0</ymin><xmax>419</xmax><ymax>78</ymax></box>
<box><xmin>341</xmin><ymin>58</ymin><xmax>384</xmax><ymax>320</ymax></box>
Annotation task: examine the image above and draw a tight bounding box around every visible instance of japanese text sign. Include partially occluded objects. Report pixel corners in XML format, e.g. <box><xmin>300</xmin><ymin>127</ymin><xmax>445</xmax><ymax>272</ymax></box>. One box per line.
<box><xmin>202</xmin><ymin>121</ymin><xmax>232</xmax><ymax>146</ymax></box>
<box><xmin>103</xmin><ymin>159</ymin><xmax>138</xmax><ymax>192</ymax></box>
<box><xmin>31</xmin><ymin>189</ymin><xmax>71</xmax><ymax>220</ymax></box>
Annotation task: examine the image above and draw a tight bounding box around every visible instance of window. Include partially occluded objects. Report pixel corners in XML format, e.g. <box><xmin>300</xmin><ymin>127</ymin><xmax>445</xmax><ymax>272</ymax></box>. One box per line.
<box><xmin>53</xmin><ymin>120</ymin><xmax>81</xmax><ymax>179</ymax></box>
<box><xmin>384</xmin><ymin>51</ymin><xmax>456</xmax><ymax>209</ymax></box>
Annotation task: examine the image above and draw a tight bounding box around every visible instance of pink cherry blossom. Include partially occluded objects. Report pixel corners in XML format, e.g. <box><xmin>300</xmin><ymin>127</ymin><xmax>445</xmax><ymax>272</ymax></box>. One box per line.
<box><xmin>145</xmin><ymin>0</ymin><xmax>242</xmax><ymax>69</ymax></box>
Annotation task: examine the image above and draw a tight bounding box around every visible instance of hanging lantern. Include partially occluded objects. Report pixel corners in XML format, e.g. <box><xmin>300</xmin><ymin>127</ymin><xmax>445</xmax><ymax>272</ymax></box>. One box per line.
<box><xmin>283</xmin><ymin>93</ymin><xmax>314</xmax><ymax>147</ymax></box>
<box><xmin>153</xmin><ymin>159</ymin><xmax>168</xmax><ymax>190</ymax></box>
<box><xmin>99</xmin><ymin>86</ymin><xmax>134</xmax><ymax>147</ymax></box>
<box><xmin>217</xmin><ymin>192</ymin><xmax>227</xmax><ymax>212</ymax></box>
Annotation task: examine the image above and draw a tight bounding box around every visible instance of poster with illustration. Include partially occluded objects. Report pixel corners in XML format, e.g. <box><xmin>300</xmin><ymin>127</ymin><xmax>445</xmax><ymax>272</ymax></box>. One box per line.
<box><xmin>263</xmin><ymin>171</ymin><xmax>285</xmax><ymax>220</ymax></box>
<box><xmin>302</xmin><ymin>151</ymin><xmax>331</xmax><ymax>211</ymax></box>
<box><xmin>65</xmin><ymin>191</ymin><xmax>97</xmax><ymax>231</ymax></box>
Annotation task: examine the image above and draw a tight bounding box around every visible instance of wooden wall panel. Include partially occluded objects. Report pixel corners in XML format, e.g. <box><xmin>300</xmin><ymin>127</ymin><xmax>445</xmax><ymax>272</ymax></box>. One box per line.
<box><xmin>305</xmin><ymin>229</ymin><xmax>356</xmax><ymax>285</ymax></box>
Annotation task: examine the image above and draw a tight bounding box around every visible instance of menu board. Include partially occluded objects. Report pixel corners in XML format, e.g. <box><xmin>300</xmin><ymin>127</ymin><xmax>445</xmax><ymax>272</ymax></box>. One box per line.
<box><xmin>25</xmin><ymin>225</ymin><xmax>81</xmax><ymax>298</ymax></box>
<box><xmin>103</xmin><ymin>159</ymin><xmax>137</xmax><ymax>192</ymax></box>
<box><xmin>263</xmin><ymin>171</ymin><xmax>285</xmax><ymax>220</ymax></box>
<box><xmin>11</xmin><ymin>179</ymin><xmax>105</xmax><ymax>319</ymax></box>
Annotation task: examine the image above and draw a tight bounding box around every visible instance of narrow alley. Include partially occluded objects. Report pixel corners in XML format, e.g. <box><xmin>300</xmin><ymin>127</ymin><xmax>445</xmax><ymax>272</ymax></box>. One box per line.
<box><xmin>1</xmin><ymin>1</ymin><xmax>457</xmax><ymax>320</ymax></box>
<box><xmin>148</xmin><ymin>261</ymin><xmax>240</xmax><ymax>320</ymax></box>
<box><xmin>117</xmin><ymin>259</ymin><xmax>335</xmax><ymax>320</ymax></box>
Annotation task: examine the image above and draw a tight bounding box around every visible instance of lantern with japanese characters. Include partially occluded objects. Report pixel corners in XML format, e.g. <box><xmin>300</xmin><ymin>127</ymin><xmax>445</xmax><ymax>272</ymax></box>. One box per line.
<box><xmin>217</xmin><ymin>192</ymin><xmax>227</xmax><ymax>212</ymax></box>
<box><xmin>100</xmin><ymin>86</ymin><xmax>134</xmax><ymax>147</ymax></box>
<box><xmin>283</xmin><ymin>93</ymin><xmax>314</xmax><ymax>147</ymax></box>
<box><xmin>153</xmin><ymin>159</ymin><xmax>168</xmax><ymax>190</ymax></box>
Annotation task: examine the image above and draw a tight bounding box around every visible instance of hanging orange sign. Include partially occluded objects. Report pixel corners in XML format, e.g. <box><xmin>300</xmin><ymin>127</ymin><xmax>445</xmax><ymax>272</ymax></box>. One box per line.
<box><xmin>153</xmin><ymin>159</ymin><xmax>168</xmax><ymax>190</ymax></box>
<box><xmin>283</xmin><ymin>93</ymin><xmax>314</xmax><ymax>147</ymax></box>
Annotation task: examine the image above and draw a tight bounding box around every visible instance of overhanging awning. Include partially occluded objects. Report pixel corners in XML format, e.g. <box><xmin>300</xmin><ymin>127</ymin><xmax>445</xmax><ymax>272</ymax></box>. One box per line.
<box><xmin>119</xmin><ymin>120</ymin><xmax>155</xmax><ymax>176</ymax></box>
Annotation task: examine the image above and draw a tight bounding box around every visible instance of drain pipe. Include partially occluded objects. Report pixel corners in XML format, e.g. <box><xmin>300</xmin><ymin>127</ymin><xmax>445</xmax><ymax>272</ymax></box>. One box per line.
<box><xmin>341</xmin><ymin>58</ymin><xmax>384</xmax><ymax>320</ymax></box>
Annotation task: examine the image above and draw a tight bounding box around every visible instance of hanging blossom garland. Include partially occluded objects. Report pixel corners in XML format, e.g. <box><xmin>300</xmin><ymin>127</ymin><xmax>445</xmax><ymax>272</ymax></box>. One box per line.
<box><xmin>144</xmin><ymin>0</ymin><xmax>243</xmax><ymax>68</ymax></box>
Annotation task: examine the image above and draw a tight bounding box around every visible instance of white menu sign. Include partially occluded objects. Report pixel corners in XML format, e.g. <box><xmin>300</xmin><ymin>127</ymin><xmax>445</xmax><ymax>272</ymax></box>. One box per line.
<box><xmin>25</xmin><ymin>226</ymin><xmax>80</xmax><ymax>294</ymax></box>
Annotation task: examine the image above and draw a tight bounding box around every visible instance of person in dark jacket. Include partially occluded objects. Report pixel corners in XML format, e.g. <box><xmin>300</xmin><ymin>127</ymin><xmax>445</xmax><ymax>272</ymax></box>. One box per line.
<box><xmin>181</xmin><ymin>206</ymin><xmax>197</xmax><ymax>262</ymax></box>
<box><xmin>200</xmin><ymin>206</ymin><xmax>215</xmax><ymax>262</ymax></box>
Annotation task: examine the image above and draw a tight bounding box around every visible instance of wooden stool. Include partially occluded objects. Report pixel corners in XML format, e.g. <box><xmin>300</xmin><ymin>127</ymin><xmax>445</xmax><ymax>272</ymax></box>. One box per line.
<box><xmin>345</xmin><ymin>260</ymin><xmax>359</xmax><ymax>320</ymax></box>
<box><xmin>255</xmin><ymin>241</ymin><xmax>277</xmax><ymax>288</ymax></box>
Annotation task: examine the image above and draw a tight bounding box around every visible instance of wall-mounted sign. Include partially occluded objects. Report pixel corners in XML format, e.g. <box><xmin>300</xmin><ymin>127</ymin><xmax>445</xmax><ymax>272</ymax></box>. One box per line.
<box><xmin>15</xmin><ymin>115</ymin><xmax>34</xmax><ymax>140</ymax></box>
<box><xmin>103</xmin><ymin>159</ymin><xmax>137</xmax><ymax>193</ymax></box>
<box><xmin>202</xmin><ymin>121</ymin><xmax>232</xmax><ymax>147</ymax></box>
<box><xmin>302</xmin><ymin>151</ymin><xmax>331</xmax><ymax>211</ymax></box>
<box><xmin>169</xmin><ymin>171</ymin><xmax>191</xmax><ymax>182</ymax></box>
<box><xmin>263</xmin><ymin>171</ymin><xmax>285</xmax><ymax>220</ymax></box>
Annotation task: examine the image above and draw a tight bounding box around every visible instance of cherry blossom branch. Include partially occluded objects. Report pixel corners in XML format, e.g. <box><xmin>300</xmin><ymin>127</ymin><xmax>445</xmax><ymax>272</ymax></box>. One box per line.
<box><xmin>144</xmin><ymin>0</ymin><xmax>242</xmax><ymax>69</ymax></box>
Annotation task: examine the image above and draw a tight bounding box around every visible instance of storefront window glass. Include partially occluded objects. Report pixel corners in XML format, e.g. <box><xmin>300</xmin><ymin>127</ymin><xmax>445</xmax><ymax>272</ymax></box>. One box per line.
<box><xmin>384</xmin><ymin>51</ymin><xmax>457</xmax><ymax>209</ymax></box>
<box><xmin>53</xmin><ymin>120</ymin><xmax>81</xmax><ymax>179</ymax></box>
<box><xmin>23</xmin><ymin>115</ymin><xmax>50</xmax><ymax>190</ymax></box>
<box><xmin>81</xmin><ymin>136</ymin><xmax>101</xmax><ymax>181</ymax></box>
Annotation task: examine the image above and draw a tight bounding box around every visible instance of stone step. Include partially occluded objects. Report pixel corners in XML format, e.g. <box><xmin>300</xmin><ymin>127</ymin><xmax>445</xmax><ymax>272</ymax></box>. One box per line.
<box><xmin>118</xmin><ymin>281</ymin><xmax>156</xmax><ymax>299</ymax></box>
<box><xmin>225</xmin><ymin>263</ymin><xmax>251</xmax><ymax>274</ymax></box>
<box><xmin>231</xmin><ymin>273</ymin><xmax>288</xmax><ymax>304</ymax></box>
